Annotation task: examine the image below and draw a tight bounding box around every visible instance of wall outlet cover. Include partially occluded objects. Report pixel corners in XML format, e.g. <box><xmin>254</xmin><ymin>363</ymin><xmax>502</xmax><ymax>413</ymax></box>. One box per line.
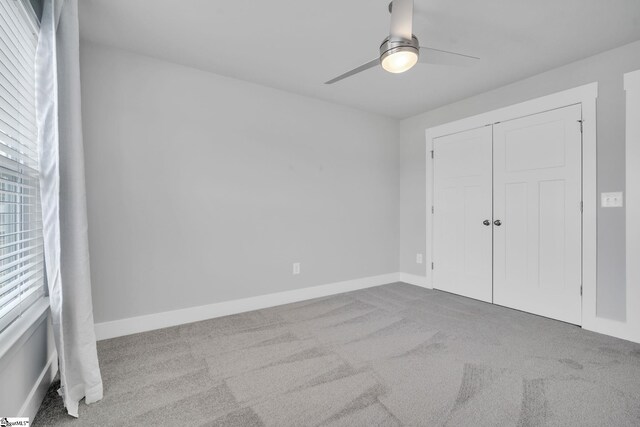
<box><xmin>601</xmin><ymin>192</ymin><xmax>623</xmax><ymax>208</ymax></box>
<box><xmin>416</xmin><ymin>253</ymin><xmax>423</xmax><ymax>264</ymax></box>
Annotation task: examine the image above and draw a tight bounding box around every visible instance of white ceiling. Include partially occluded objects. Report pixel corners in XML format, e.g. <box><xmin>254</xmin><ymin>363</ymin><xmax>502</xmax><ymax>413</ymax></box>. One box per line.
<box><xmin>79</xmin><ymin>0</ymin><xmax>640</xmax><ymax>119</ymax></box>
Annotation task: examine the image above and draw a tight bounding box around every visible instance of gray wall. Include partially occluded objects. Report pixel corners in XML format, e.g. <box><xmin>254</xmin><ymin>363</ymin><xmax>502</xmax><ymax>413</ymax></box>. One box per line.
<box><xmin>80</xmin><ymin>42</ymin><xmax>400</xmax><ymax>324</ymax></box>
<box><xmin>399</xmin><ymin>40</ymin><xmax>640</xmax><ymax>321</ymax></box>
<box><xmin>81</xmin><ymin>38</ymin><xmax>639</xmax><ymax>324</ymax></box>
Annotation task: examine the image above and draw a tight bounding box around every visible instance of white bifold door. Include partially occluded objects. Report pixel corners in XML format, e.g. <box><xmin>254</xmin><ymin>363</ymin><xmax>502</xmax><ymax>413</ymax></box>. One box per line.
<box><xmin>433</xmin><ymin>104</ymin><xmax>583</xmax><ymax>324</ymax></box>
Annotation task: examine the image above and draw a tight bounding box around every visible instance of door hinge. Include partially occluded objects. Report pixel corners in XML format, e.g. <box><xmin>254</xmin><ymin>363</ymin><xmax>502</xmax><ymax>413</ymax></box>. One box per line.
<box><xmin>578</xmin><ymin>119</ymin><xmax>584</xmax><ymax>133</ymax></box>
<box><xmin>431</xmin><ymin>206</ymin><xmax>434</xmax><ymax>214</ymax></box>
<box><xmin>580</xmin><ymin>201</ymin><xmax>583</xmax><ymax>212</ymax></box>
<box><xmin>431</xmin><ymin>262</ymin><xmax>434</xmax><ymax>270</ymax></box>
<box><xmin>431</xmin><ymin>150</ymin><xmax>434</xmax><ymax>159</ymax></box>
<box><xmin>580</xmin><ymin>285</ymin><xmax>583</xmax><ymax>296</ymax></box>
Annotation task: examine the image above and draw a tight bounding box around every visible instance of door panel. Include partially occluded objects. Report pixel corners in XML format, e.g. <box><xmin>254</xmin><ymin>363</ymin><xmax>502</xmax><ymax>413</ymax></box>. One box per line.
<box><xmin>493</xmin><ymin>105</ymin><xmax>582</xmax><ymax>324</ymax></box>
<box><xmin>433</xmin><ymin>126</ymin><xmax>493</xmax><ymax>302</ymax></box>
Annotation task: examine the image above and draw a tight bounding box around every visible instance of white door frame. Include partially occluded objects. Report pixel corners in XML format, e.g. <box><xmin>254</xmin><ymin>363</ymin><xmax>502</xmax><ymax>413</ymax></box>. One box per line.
<box><xmin>425</xmin><ymin>83</ymin><xmax>598</xmax><ymax>329</ymax></box>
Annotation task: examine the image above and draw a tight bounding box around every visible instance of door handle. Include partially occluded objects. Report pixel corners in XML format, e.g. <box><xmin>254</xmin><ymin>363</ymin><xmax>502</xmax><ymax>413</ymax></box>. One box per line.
<box><xmin>494</xmin><ymin>219</ymin><xmax>502</xmax><ymax>226</ymax></box>
<box><xmin>483</xmin><ymin>220</ymin><xmax>491</xmax><ymax>226</ymax></box>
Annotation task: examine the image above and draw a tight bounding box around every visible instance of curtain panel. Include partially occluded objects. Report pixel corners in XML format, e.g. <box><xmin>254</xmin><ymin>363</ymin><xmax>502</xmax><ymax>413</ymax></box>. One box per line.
<box><xmin>35</xmin><ymin>0</ymin><xmax>103</xmax><ymax>417</ymax></box>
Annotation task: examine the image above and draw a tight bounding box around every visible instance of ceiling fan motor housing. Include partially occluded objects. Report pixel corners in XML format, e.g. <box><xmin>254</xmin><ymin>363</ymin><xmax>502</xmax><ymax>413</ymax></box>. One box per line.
<box><xmin>379</xmin><ymin>35</ymin><xmax>420</xmax><ymax>64</ymax></box>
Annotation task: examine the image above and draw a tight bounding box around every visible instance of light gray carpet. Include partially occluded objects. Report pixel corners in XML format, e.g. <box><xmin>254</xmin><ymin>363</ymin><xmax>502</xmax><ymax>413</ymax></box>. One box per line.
<box><xmin>34</xmin><ymin>282</ymin><xmax>640</xmax><ymax>426</ymax></box>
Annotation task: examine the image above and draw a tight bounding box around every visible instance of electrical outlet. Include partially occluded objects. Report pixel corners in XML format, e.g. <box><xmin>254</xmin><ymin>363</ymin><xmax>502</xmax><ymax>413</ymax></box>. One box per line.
<box><xmin>416</xmin><ymin>253</ymin><xmax>423</xmax><ymax>264</ymax></box>
<box><xmin>601</xmin><ymin>192</ymin><xmax>623</xmax><ymax>208</ymax></box>
<box><xmin>292</xmin><ymin>262</ymin><xmax>300</xmax><ymax>275</ymax></box>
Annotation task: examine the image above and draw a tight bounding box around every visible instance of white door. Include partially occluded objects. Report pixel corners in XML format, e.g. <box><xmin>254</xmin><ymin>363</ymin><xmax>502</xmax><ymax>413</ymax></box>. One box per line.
<box><xmin>433</xmin><ymin>126</ymin><xmax>493</xmax><ymax>302</ymax></box>
<box><xmin>493</xmin><ymin>105</ymin><xmax>582</xmax><ymax>324</ymax></box>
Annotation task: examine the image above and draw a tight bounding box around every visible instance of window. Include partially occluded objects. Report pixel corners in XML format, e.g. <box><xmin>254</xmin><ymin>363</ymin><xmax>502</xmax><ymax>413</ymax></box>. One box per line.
<box><xmin>0</xmin><ymin>0</ymin><xmax>45</xmax><ymax>333</ymax></box>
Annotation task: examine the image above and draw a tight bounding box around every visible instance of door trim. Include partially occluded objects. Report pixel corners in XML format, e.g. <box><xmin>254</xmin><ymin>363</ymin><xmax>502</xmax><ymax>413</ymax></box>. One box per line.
<box><xmin>425</xmin><ymin>82</ymin><xmax>598</xmax><ymax>328</ymax></box>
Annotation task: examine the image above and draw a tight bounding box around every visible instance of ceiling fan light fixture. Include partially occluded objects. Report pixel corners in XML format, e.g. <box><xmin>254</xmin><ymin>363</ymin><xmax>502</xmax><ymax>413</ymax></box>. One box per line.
<box><xmin>379</xmin><ymin>35</ymin><xmax>420</xmax><ymax>74</ymax></box>
<box><xmin>381</xmin><ymin>47</ymin><xmax>418</xmax><ymax>73</ymax></box>
<box><xmin>324</xmin><ymin>1</ymin><xmax>480</xmax><ymax>85</ymax></box>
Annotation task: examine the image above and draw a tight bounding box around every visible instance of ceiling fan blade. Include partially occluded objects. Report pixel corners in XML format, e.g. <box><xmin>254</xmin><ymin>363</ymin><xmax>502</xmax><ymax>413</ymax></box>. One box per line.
<box><xmin>389</xmin><ymin>0</ymin><xmax>413</xmax><ymax>40</ymax></box>
<box><xmin>324</xmin><ymin>58</ymin><xmax>379</xmax><ymax>84</ymax></box>
<box><xmin>419</xmin><ymin>46</ymin><xmax>479</xmax><ymax>67</ymax></box>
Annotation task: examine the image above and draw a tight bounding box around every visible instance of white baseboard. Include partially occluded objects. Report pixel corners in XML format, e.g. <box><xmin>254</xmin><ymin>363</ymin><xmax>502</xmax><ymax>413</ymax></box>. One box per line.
<box><xmin>93</xmin><ymin>271</ymin><xmax>640</xmax><ymax>345</ymax></box>
<box><xmin>399</xmin><ymin>272</ymin><xmax>430</xmax><ymax>289</ymax></box>
<box><xmin>94</xmin><ymin>273</ymin><xmax>402</xmax><ymax>340</ymax></box>
<box><xmin>583</xmin><ymin>317</ymin><xmax>640</xmax><ymax>344</ymax></box>
<box><xmin>19</xmin><ymin>351</ymin><xmax>58</xmax><ymax>421</ymax></box>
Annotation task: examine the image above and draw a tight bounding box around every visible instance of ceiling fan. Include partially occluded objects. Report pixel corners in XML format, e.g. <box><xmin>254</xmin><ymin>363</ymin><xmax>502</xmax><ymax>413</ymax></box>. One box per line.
<box><xmin>325</xmin><ymin>0</ymin><xmax>479</xmax><ymax>84</ymax></box>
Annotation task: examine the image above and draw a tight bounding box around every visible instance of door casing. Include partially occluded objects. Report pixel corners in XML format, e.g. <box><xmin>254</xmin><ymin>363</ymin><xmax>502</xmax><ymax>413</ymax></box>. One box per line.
<box><xmin>425</xmin><ymin>83</ymin><xmax>597</xmax><ymax>327</ymax></box>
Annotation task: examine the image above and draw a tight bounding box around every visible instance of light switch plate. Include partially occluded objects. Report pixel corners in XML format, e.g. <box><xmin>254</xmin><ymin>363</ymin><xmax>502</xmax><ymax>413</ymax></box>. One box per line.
<box><xmin>601</xmin><ymin>192</ymin><xmax>623</xmax><ymax>207</ymax></box>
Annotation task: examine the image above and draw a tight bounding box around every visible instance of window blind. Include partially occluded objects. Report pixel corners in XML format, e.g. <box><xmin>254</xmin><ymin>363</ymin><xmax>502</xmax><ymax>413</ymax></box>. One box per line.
<box><xmin>0</xmin><ymin>0</ymin><xmax>44</xmax><ymax>333</ymax></box>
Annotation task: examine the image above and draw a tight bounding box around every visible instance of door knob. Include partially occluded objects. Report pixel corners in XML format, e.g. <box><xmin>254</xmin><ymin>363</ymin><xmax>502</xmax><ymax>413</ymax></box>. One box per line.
<box><xmin>483</xmin><ymin>220</ymin><xmax>491</xmax><ymax>226</ymax></box>
<box><xmin>494</xmin><ymin>220</ymin><xmax>502</xmax><ymax>226</ymax></box>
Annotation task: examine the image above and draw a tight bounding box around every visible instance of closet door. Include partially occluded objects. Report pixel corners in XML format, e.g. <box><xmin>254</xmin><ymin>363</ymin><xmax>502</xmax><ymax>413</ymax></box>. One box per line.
<box><xmin>433</xmin><ymin>126</ymin><xmax>493</xmax><ymax>302</ymax></box>
<box><xmin>493</xmin><ymin>104</ymin><xmax>582</xmax><ymax>324</ymax></box>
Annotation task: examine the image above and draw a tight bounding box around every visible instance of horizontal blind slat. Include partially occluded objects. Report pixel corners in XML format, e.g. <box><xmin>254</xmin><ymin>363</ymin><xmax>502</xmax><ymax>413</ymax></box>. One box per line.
<box><xmin>0</xmin><ymin>278</ymin><xmax>43</xmax><ymax>320</ymax></box>
<box><xmin>0</xmin><ymin>270</ymin><xmax>44</xmax><ymax>299</ymax></box>
<box><xmin>0</xmin><ymin>120</ymin><xmax>38</xmax><ymax>152</ymax></box>
<box><xmin>0</xmin><ymin>234</ymin><xmax>42</xmax><ymax>250</ymax></box>
<box><xmin>0</xmin><ymin>212</ymin><xmax>41</xmax><ymax>218</ymax></box>
<box><xmin>0</xmin><ymin>259</ymin><xmax>44</xmax><ymax>286</ymax></box>
<box><xmin>3</xmin><ymin>1</ymin><xmax>38</xmax><ymax>46</ymax></box>
<box><xmin>0</xmin><ymin>200</ymin><xmax>40</xmax><ymax>207</ymax></box>
<box><xmin>0</xmin><ymin>93</ymin><xmax>36</xmax><ymax>128</ymax></box>
<box><xmin>0</xmin><ymin>46</ymin><xmax>35</xmax><ymax>94</ymax></box>
<box><xmin>0</xmin><ymin>252</ymin><xmax>43</xmax><ymax>272</ymax></box>
<box><xmin>0</xmin><ymin>1</ymin><xmax>38</xmax><ymax>50</ymax></box>
<box><xmin>0</xmin><ymin>220</ymin><xmax>43</xmax><ymax>227</ymax></box>
<box><xmin>0</xmin><ymin>242</ymin><xmax>42</xmax><ymax>263</ymax></box>
<box><xmin>0</xmin><ymin>139</ymin><xmax>39</xmax><ymax>167</ymax></box>
<box><xmin>0</xmin><ymin>187</ymin><xmax>38</xmax><ymax>196</ymax></box>
<box><xmin>0</xmin><ymin>3</ymin><xmax>37</xmax><ymax>71</ymax></box>
<box><xmin>0</xmin><ymin>74</ymin><xmax>35</xmax><ymax>111</ymax></box>
<box><xmin>0</xmin><ymin>79</ymin><xmax>35</xmax><ymax>119</ymax></box>
<box><xmin>0</xmin><ymin>155</ymin><xmax>40</xmax><ymax>176</ymax></box>
<box><xmin>0</xmin><ymin>109</ymin><xmax>37</xmax><ymax>142</ymax></box>
<box><xmin>0</xmin><ymin>38</ymin><xmax>36</xmax><ymax>84</ymax></box>
<box><xmin>0</xmin><ymin>130</ymin><xmax>37</xmax><ymax>154</ymax></box>
<box><xmin>0</xmin><ymin>275</ymin><xmax>40</xmax><ymax>307</ymax></box>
